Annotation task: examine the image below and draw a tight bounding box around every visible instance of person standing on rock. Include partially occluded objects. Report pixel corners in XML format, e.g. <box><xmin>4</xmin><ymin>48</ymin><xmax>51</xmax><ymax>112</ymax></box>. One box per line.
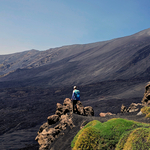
<box><xmin>71</xmin><ymin>86</ymin><xmax>80</xmax><ymax>113</ymax></box>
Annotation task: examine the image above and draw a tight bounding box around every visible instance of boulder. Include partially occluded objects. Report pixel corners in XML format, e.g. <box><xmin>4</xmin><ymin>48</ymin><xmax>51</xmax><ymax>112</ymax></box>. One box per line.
<box><xmin>121</xmin><ymin>104</ymin><xmax>128</xmax><ymax>113</ymax></box>
<box><xmin>84</xmin><ymin>106</ymin><xmax>94</xmax><ymax>116</ymax></box>
<box><xmin>38</xmin><ymin>122</ymin><xmax>50</xmax><ymax>133</ymax></box>
<box><xmin>127</xmin><ymin>103</ymin><xmax>142</xmax><ymax>113</ymax></box>
<box><xmin>142</xmin><ymin>82</ymin><xmax>150</xmax><ymax>106</ymax></box>
<box><xmin>59</xmin><ymin>114</ymin><xmax>75</xmax><ymax>130</ymax></box>
<box><xmin>47</xmin><ymin>114</ymin><xmax>59</xmax><ymax>125</ymax></box>
<box><xmin>35</xmin><ymin>113</ymin><xmax>74</xmax><ymax>150</ymax></box>
<box><xmin>76</xmin><ymin>101</ymin><xmax>85</xmax><ymax>115</ymax></box>
<box><xmin>121</xmin><ymin>103</ymin><xmax>143</xmax><ymax>113</ymax></box>
<box><xmin>63</xmin><ymin>98</ymin><xmax>73</xmax><ymax>114</ymax></box>
<box><xmin>35</xmin><ymin>128</ymin><xmax>60</xmax><ymax>150</ymax></box>
<box><xmin>99</xmin><ymin>112</ymin><xmax>115</xmax><ymax>117</ymax></box>
<box><xmin>55</xmin><ymin>103</ymin><xmax>63</xmax><ymax>116</ymax></box>
<box><xmin>56</xmin><ymin>103</ymin><xmax>63</xmax><ymax>111</ymax></box>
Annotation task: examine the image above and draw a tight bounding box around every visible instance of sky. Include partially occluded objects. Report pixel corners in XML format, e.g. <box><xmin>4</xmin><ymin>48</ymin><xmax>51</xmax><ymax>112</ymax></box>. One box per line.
<box><xmin>0</xmin><ymin>0</ymin><xmax>150</xmax><ymax>55</ymax></box>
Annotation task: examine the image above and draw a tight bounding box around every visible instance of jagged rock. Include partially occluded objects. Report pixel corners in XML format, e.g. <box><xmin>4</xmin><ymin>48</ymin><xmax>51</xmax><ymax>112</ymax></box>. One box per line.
<box><xmin>55</xmin><ymin>99</ymin><xmax>73</xmax><ymax>116</ymax></box>
<box><xmin>38</xmin><ymin>122</ymin><xmax>50</xmax><ymax>133</ymax></box>
<box><xmin>56</xmin><ymin>103</ymin><xmax>63</xmax><ymax>111</ymax></box>
<box><xmin>35</xmin><ymin>113</ymin><xmax>74</xmax><ymax>150</ymax></box>
<box><xmin>59</xmin><ymin>114</ymin><xmax>75</xmax><ymax>130</ymax></box>
<box><xmin>35</xmin><ymin>128</ymin><xmax>60</xmax><ymax>150</ymax></box>
<box><xmin>121</xmin><ymin>104</ymin><xmax>128</xmax><ymax>113</ymax></box>
<box><xmin>47</xmin><ymin>114</ymin><xmax>59</xmax><ymax>125</ymax></box>
<box><xmin>55</xmin><ymin>103</ymin><xmax>63</xmax><ymax>116</ymax></box>
<box><xmin>121</xmin><ymin>103</ymin><xmax>143</xmax><ymax>113</ymax></box>
<box><xmin>84</xmin><ymin>106</ymin><xmax>94</xmax><ymax>116</ymax></box>
<box><xmin>36</xmin><ymin>98</ymin><xmax>94</xmax><ymax>149</ymax></box>
<box><xmin>53</xmin><ymin>114</ymin><xmax>75</xmax><ymax>131</ymax></box>
<box><xmin>142</xmin><ymin>82</ymin><xmax>150</xmax><ymax>106</ymax></box>
<box><xmin>55</xmin><ymin>98</ymin><xmax>94</xmax><ymax>116</ymax></box>
<box><xmin>121</xmin><ymin>83</ymin><xmax>150</xmax><ymax>114</ymax></box>
<box><xmin>127</xmin><ymin>103</ymin><xmax>142</xmax><ymax>113</ymax></box>
<box><xmin>99</xmin><ymin>112</ymin><xmax>115</xmax><ymax>117</ymax></box>
<box><xmin>76</xmin><ymin>101</ymin><xmax>85</xmax><ymax>115</ymax></box>
<box><xmin>63</xmin><ymin>98</ymin><xmax>73</xmax><ymax>114</ymax></box>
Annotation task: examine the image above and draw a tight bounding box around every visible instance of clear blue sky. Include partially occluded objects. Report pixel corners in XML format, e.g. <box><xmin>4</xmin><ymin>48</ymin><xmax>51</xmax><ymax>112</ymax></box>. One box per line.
<box><xmin>0</xmin><ymin>0</ymin><xmax>150</xmax><ymax>55</ymax></box>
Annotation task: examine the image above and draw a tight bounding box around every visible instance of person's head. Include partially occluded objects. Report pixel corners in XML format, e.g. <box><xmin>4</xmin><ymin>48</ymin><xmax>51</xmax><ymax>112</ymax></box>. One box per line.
<box><xmin>73</xmin><ymin>86</ymin><xmax>77</xmax><ymax>90</ymax></box>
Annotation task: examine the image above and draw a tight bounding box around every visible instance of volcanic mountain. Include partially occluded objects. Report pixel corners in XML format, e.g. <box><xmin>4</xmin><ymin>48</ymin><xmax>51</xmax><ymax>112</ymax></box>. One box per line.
<box><xmin>1</xmin><ymin>28</ymin><xmax>150</xmax><ymax>150</ymax></box>
<box><xmin>0</xmin><ymin>28</ymin><xmax>150</xmax><ymax>88</ymax></box>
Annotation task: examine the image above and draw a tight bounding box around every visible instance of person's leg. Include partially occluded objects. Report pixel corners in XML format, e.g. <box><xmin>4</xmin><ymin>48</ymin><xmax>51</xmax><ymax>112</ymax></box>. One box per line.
<box><xmin>74</xmin><ymin>100</ymin><xmax>78</xmax><ymax>113</ymax></box>
<box><xmin>72</xmin><ymin>100</ymin><xmax>75</xmax><ymax>113</ymax></box>
<box><xmin>73</xmin><ymin>100</ymin><xmax>78</xmax><ymax>113</ymax></box>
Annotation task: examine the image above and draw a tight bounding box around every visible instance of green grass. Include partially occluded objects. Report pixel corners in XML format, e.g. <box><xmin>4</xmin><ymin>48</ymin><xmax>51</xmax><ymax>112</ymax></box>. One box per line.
<box><xmin>71</xmin><ymin>118</ymin><xmax>150</xmax><ymax>150</ymax></box>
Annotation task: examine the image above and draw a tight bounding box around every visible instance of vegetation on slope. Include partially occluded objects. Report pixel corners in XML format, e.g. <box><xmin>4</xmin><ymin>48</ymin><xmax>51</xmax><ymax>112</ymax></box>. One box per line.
<box><xmin>141</xmin><ymin>106</ymin><xmax>150</xmax><ymax>118</ymax></box>
<box><xmin>116</xmin><ymin>128</ymin><xmax>150</xmax><ymax>150</ymax></box>
<box><xmin>71</xmin><ymin>118</ymin><xmax>150</xmax><ymax>150</ymax></box>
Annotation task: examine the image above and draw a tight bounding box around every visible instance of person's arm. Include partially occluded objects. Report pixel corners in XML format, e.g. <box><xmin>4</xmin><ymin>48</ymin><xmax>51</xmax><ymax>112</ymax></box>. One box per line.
<box><xmin>71</xmin><ymin>91</ymin><xmax>75</xmax><ymax>100</ymax></box>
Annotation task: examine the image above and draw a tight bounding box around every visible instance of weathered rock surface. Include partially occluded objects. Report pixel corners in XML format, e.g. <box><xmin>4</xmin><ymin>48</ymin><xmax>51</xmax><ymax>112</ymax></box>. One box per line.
<box><xmin>99</xmin><ymin>112</ymin><xmax>116</xmax><ymax>117</ymax></box>
<box><xmin>121</xmin><ymin>104</ymin><xmax>128</xmax><ymax>113</ymax></box>
<box><xmin>121</xmin><ymin>83</ymin><xmax>150</xmax><ymax>114</ymax></box>
<box><xmin>121</xmin><ymin>103</ymin><xmax>143</xmax><ymax>113</ymax></box>
<box><xmin>84</xmin><ymin>106</ymin><xmax>94</xmax><ymax>116</ymax></box>
<box><xmin>128</xmin><ymin>103</ymin><xmax>143</xmax><ymax>113</ymax></box>
<box><xmin>47</xmin><ymin>115</ymin><xmax>59</xmax><ymax>125</ymax></box>
<box><xmin>141</xmin><ymin>82</ymin><xmax>150</xmax><ymax>106</ymax></box>
<box><xmin>35</xmin><ymin>98</ymin><xmax>94</xmax><ymax>149</ymax></box>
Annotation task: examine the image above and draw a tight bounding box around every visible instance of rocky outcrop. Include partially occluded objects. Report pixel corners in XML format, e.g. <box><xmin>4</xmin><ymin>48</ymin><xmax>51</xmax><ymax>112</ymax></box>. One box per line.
<box><xmin>55</xmin><ymin>98</ymin><xmax>94</xmax><ymax>116</ymax></box>
<box><xmin>128</xmin><ymin>103</ymin><xmax>143</xmax><ymax>112</ymax></box>
<box><xmin>121</xmin><ymin>103</ymin><xmax>143</xmax><ymax>113</ymax></box>
<box><xmin>47</xmin><ymin>115</ymin><xmax>59</xmax><ymax>125</ymax></box>
<box><xmin>121</xmin><ymin>82</ymin><xmax>150</xmax><ymax>113</ymax></box>
<box><xmin>121</xmin><ymin>83</ymin><xmax>150</xmax><ymax>114</ymax></box>
<box><xmin>141</xmin><ymin>82</ymin><xmax>150</xmax><ymax>106</ymax></box>
<box><xmin>121</xmin><ymin>104</ymin><xmax>128</xmax><ymax>113</ymax></box>
<box><xmin>35</xmin><ymin>98</ymin><xmax>94</xmax><ymax>150</ymax></box>
<box><xmin>84</xmin><ymin>106</ymin><xmax>94</xmax><ymax>116</ymax></box>
<box><xmin>35</xmin><ymin>114</ymin><xmax>74</xmax><ymax>150</ymax></box>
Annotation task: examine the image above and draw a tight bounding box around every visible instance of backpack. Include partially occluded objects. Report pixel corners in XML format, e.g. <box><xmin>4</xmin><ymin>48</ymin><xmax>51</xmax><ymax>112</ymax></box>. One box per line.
<box><xmin>74</xmin><ymin>90</ymin><xmax>80</xmax><ymax>100</ymax></box>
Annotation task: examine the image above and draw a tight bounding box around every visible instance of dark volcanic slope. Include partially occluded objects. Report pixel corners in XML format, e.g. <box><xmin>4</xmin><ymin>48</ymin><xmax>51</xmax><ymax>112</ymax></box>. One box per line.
<box><xmin>0</xmin><ymin>29</ymin><xmax>150</xmax><ymax>150</ymax></box>
<box><xmin>0</xmin><ymin>28</ymin><xmax>150</xmax><ymax>88</ymax></box>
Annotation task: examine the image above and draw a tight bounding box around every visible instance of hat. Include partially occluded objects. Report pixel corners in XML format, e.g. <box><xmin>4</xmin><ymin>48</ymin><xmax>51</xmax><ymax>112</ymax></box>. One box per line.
<box><xmin>73</xmin><ymin>86</ymin><xmax>77</xmax><ymax>89</ymax></box>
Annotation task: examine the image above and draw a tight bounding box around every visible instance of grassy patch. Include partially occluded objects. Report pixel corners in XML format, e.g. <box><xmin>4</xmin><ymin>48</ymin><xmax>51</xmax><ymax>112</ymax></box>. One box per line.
<box><xmin>118</xmin><ymin>128</ymin><xmax>150</xmax><ymax>150</ymax></box>
<box><xmin>141</xmin><ymin>106</ymin><xmax>150</xmax><ymax>118</ymax></box>
<box><xmin>71</xmin><ymin>120</ymin><xmax>101</xmax><ymax>148</ymax></box>
<box><xmin>71</xmin><ymin>118</ymin><xmax>150</xmax><ymax>150</ymax></box>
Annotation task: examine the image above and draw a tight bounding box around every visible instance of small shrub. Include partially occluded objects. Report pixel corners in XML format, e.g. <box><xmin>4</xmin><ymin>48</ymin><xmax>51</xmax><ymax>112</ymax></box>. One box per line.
<box><xmin>73</xmin><ymin>126</ymin><xmax>101</xmax><ymax>150</ymax></box>
<box><xmin>71</xmin><ymin>120</ymin><xmax>101</xmax><ymax>148</ymax></box>
<box><xmin>141</xmin><ymin>106</ymin><xmax>150</xmax><ymax>118</ymax></box>
<box><xmin>116</xmin><ymin>130</ymin><xmax>132</xmax><ymax>150</ymax></box>
<box><xmin>122</xmin><ymin>128</ymin><xmax>150</xmax><ymax>150</ymax></box>
<box><xmin>71</xmin><ymin>118</ymin><xmax>150</xmax><ymax>150</ymax></box>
